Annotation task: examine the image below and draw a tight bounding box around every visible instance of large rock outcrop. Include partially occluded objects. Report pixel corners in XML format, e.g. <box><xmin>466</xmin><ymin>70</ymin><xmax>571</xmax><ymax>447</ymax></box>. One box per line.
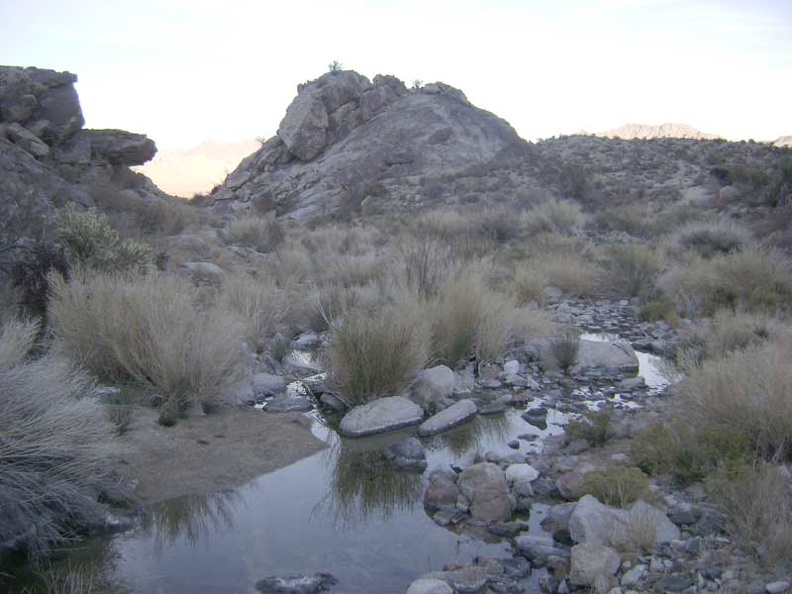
<box><xmin>0</xmin><ymin>65</ymin><xmax>169</xmax><ymax>276</ymax></box>
<box><xmin>211</xmin><ymin>70</ymin><xmax>524</xmax><ymax>218</ymax></box>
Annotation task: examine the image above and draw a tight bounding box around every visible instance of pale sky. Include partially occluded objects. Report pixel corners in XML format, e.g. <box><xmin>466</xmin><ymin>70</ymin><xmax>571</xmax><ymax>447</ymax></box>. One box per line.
<box><xmin>2</xmin><ymin>0</ymin><xmax>790</xmax><ymax>149</ymax></box>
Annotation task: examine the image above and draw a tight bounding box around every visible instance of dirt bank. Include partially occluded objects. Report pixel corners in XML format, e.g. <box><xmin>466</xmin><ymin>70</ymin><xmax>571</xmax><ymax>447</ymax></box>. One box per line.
<box><xmin>103</xmin><ymin>407</ymin><xmax>326</xmax><ymax>504</ymax></box>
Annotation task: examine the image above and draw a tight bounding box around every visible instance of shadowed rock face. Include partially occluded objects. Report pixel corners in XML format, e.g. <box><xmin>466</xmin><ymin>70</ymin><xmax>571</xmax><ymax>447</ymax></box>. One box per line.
<box><xmin>212</xmin><ymin>70</ymin><xmax>524</xmax><ymax>218</ymax></box>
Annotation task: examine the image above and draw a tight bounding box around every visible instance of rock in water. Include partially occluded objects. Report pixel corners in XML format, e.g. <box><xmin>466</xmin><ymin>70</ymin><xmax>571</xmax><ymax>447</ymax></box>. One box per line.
<box><xmin>338</xmin><ymin>396</ymin><xmax>423</xmax><ymax>437</ymax></box>
<box><xmin>457</xmin><ymin>462</ymin><xmax>513</xmax><ymax>523</ymax></box>
<box><xmin>418</xmin><ymin>399</ymin><xmax>478</xmax><ymax>436</ymax></box>
<box><xmin>255</xmin><ymin>573</ymin><xmax>337</xmax><ymax>594</ymax></box>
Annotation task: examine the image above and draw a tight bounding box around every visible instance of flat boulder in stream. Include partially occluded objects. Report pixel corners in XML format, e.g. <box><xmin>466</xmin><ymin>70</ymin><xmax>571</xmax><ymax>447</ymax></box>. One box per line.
<box><xmin>338</xmin><ymin>396</ymin><xmax>423</xmax><ymax>437</ymax></box>
<box><xmin>255</xmin><ymin>573</ymin><xmax>337</xmax><ymax>594</ymax></box>
<box><xmin>573</xmin><ymin>340</ymin><xmax>639</xmax><ymax>375</ymax></box>
<box><xmin>418</xmin><ymin>399</ymin><xmax>478</xmax><ymax>437</ymax></box>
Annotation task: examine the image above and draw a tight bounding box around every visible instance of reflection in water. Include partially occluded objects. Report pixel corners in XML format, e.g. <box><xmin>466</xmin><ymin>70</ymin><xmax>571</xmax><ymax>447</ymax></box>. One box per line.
<box><xmin>320</xmin><ymin>439</ymin><xmax>423</xmax><ymax>526</ymax></box>
<box><xmin>426</xmin><ymin>413</ymin><xmax>511</xmax><ymax>458</ymax></box>
<box><xmin>140</xmin><ymin>490</ymin><xmax>241</xmax><ymax>553</ymax></box>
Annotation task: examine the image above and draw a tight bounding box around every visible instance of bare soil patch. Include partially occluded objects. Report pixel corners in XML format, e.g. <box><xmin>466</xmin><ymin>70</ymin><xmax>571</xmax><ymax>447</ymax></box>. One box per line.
<box><xmin>101</xmin><ymin>407</ymin><xmax>326</xmax><ymax>504</ymax></box>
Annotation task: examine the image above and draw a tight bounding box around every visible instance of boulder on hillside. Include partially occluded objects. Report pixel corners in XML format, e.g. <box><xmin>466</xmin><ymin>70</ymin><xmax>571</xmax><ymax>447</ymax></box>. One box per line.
<box><xmin>83</xmin><ymin>129</ymin><xmax>157</xmax><ymax>165</ymax></box>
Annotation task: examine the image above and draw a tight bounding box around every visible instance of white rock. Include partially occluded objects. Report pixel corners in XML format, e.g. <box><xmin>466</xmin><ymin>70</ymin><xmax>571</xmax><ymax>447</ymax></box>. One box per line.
<box><xmin>418</xmin><ymin>399</ymin><xmax>478</xmax><ymax>437</ymax></box>
<box><xmin>338</xmin><ymin>396</ymin><xmax>423</xmax><ymax>437</ymax></box>
<box><xmin>406</xmin><ymin>578</ymin><xmax>453</xmax><ymax>594</ymax></box>
<box><xmin>569</xmin><ymin>543</ymin><xmax>621</xmax><ymax>587</ymax></box>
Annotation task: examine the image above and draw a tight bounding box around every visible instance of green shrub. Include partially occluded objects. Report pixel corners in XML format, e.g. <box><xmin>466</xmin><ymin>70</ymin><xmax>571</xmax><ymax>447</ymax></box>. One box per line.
<box><xmin>579</xmin><ymin>466</ymin><xmax>659</xmax><ymax>508</ymax></box>
<box><xmin>639</xmin><ymin>294</ymin><xmax>678</xmax><ymax>324</ymax></box>
<box><xmin>57</xmin><ymin>205</ymin><xmax>153</xmax><ymax>272</ymax></box>
<box><xmin>0</xmin><ymin>319</ymin><xmax>114</xmax><ymax>559</ymax></box>
<box><xmin>566</xmin><ymin>409</ymin><xmax>613</xmax><ymax>446</ymax></box>
<box><xmin>49</xmin><ymin>272</ymin><xmax>246</xmax><ymax>416</ymax></box>
<box><xmin>326</xmin><ymin>300</ymin><xmax>429</xmax><ymax>405</ymax></box>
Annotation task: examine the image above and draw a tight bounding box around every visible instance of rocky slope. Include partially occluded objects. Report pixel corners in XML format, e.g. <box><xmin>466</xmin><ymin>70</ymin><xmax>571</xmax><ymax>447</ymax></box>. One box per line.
<box><xmin>0</xmin><ymin>65</ymin><xmax>173</xmax><ymax>273</ymax></box>
<box><xmin>210</xmin><ymin>71</ymin><xmax>524</xmax><ymax>218</ymax></box>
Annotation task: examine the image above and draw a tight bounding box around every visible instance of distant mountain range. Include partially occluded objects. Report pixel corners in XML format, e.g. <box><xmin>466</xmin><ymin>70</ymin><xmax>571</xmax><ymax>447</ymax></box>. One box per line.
<box><xmin>597</xmin><ymin>123</ymin><xmax>722</xmax><ymax>140</ymax></box>
<box><xmin>135</xmin><ymin>139</ymin><xmax>260</xmax><ymax>197</ymax></box>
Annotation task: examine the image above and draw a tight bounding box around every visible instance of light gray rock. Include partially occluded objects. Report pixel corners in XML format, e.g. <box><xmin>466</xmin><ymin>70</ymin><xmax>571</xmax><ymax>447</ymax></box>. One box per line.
<box><xmin>505</xmin><ymin>463</ymin><xmax>540</xmax><ymax>498</ymax></box>
<box><xmin>457</xmin><ymin>462</ymin><xmax>512</xmax><ymax>523</ymax></box>
<box><xmin>338</xmin><ymin>396</ymin><xmax>423</xmax><ymax>437</ymax></box>
<box><xmin>620</xmin><ymin>564</ymin><xmax>646</xmax><ymax>587</ymax></box>
<box><xmin>569</xmin><ymin>495</ymin><xmax>679</xmax><ymax>549</ymax></box>
<box><xmin>503</xmin><ymin>359</ymin><xmax>520</xmax><ymax>375</ymax></box>
<box><xmin>573</xmin><ymin>340</ymin><xmax>639</xmax><ymax>375</ymax></box>
<box><xmin>385</xmin><ymin>436</ymin><xmax>427</xmax><ymax>472</ymax></box>
<box><xmin>569</xmin><ymin>543</ymin><xmax>620</xmax><ymax>587</ymax></box>
<box><xmin>412</xmin><ymin>365</ymin><xmax>456</xmax><ymax>412</ymax></box>
<box><xmin>405</xmin><ymin>578</ymin><xmax>453</xmax><ymax>594</ymax></box>
<box><xmin>514</xmin><ymin>534</ymin><xmax>570</xmax><ymax>563</ymax></box>
<box><xmin>418</xmin><ymin>399</ymin><xmax>477</xmax><ymax>437</ymax></box>
<box><xmin>262</xmin><ymin>396</ymin><xmax>313</xmax><ymax>413</ymax></box>
<box><xmin>766</xmin><ymin>581</ymin><xmax>791</xmax><ymax>594</ymax></box>
<box><xmin>423</xmin><ymin>469</ymin><xmax>460</xmax><ymax>512</ymax></box>
<box><xmin>253</xmin><ymin>373</ymin><xmax>287</xmax><ymax>396</ymax></box>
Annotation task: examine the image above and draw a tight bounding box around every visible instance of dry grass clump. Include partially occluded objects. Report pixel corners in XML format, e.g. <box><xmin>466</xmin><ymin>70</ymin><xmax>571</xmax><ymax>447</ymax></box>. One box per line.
<box><xmin>675</xmin><ymin>310</ymin><xmax>773</xmax><ymax>367</ymax></box>
<box><xmin>0</xmin><ymin>319</ymin><xmax>114</xmax><ymax>559</ymax></box>
<box><xmin>659</xmin><ymin>247</ymin><xmax>792</xmax><ymax>317</ymax></box>
<box><xmin>521</xmin><ymin>198</ymin><xmax>586</xmax><ymax>235</ymax></box>
<box><xmin>221</xmin><ymin>212</ymin><xmax>283</xmax><ymax>253</ymax></box>
<box><xmin>681</xmin><ymin>335</ymin><xmax>792</xmax><ymax>462</ymax></box>
<box><xmin>394</xmin><ymin>232</ymin><xmax>461</xmax><ymax>298</ymax></box>
<box><xmin>325</xmin><ymin>299</ymin><xmax>429</xmax><ymax>405</ymax></box>
<box><xmin>706</xmin><ymin>462</ymin><xmax>792</xmax><ymax>566</ymax></box>
<box><xmin>672</xmin><ymin>219</ymin><xmax>753</xmax><ymax>258</ymax></box>
<box><xmin>598</xmin><ymin>244</ymin><xmax>662</xmax><ymax>298</ymax></box>
<box><xmin>566</xmin><ymin>409</ymin><xmax>613</xmax><ymax>446</ymax></box>
<box><xmin>49</xmin><ymin>272</ymin><xmax>246</xmax><ymax>418</ymax></box>
<box><xmin>579</xmin><ymin>466</ymin><xmax>659</xmax><ymax>508</ymax></box>
<box><xmin>593</xmin><ymin>203</ymin><xmax>654</xmax><ymax>237</ymax></box>
<box><xmin>221</xmin><ymin>272</ymin><xmax>292</xmax><ymax>353</ymax></box>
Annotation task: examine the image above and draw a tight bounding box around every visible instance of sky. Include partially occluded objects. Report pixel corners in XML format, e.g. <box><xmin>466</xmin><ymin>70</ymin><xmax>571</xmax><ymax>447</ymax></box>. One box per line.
<box><xmin>2</xmin><ymin>0</ymin><xmax>791</xmax><ymax>149</ymax></box>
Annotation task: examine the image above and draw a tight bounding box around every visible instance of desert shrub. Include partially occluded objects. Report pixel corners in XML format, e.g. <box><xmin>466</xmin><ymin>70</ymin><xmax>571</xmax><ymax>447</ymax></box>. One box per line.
<box><xmin>521</xmin><ymin>198</ymin><xmax>586</xmax><ymax>235</ymax></box>
<box><xmin>675</xmin><ymin>310</ymin><xmax>772</xmax><ymax>367</ymax></box>
<box><xmin>598</xmin><ymin>244</ymin><xmax>662</xmax><ymax>298</ymax></box>
<box><xmin>221</xmin><ymin>272</ymin><xmax>291</xmax><ymax>352</ymax></box>
<box><xmin>673</xmin><ymin>219</ymin><xmax>752</xmax><ymax>258</ymax></box>
<box><xmin>566</xmin><ymin>409</ymin><xmax>613</xmax><ymax>446</ymax></box>
<box><xmin>680</xmin><ymin>336</ymin><xmax>792</xmax><ymax>462</ymax></box>
<box><xmin>48</xmin><ymin>272</ymin><xmax>246</xmax><ymax>416</ymax></box>
<box><xmin>10</xmin><ymin>243</ymin><xmax>70</xmax><ymax>321</ymax></box>
<box><xmin>395</xmin><ymin>232</ymin><xmax>460</xmax><ymax>298</ymax></box>
<box><xmin>638</xmin><ymin>294</ymin><xmax>678</xmax><ymax>324</ymax></box>
<box><xmin>0</xmin><ymin>319</ymin><xmax>114</xmax><ymax>559</ymax></box>
<box><xmin>525</xmin><ymin>251</ymin><xmax>600</xmax><ymax>297</ymax></box>
<box><xmin>476</xmin><ymin>209</ymin><xmax>521</xmax><ymax>243</ymax></box>
<box><xmin>632</xmin><ymin>421</ymin><xmax>753</xmax><ymax>484</ymax></box>
<box><xmin>659</xmin><ymin>247</ymin><xmax>792</xmax><ymax>317</ymax></box>
<box><xmin>430</xmin><ymin>275</ymin><xmax>524</xmax><ymax>364</ymax></box>
<box><xmin>509</xmin><ymin>265</ymin><xmax>547</xmax><ymax>306</ymax></box>
<box><xmin>326</xmin><ymin>299</ymin><xmax>429</xmax><ymax>405</ymax></box>
<box><xmin>57</xmin><ymin>206</ymin><xmax>153</xmax><ymax>272</ymax></box>
<box><xmin>706</xmin><ymin>462</ymin><xmax>792</xmax><ymax>566</ymax></box>
<box><xmin>579</xmin><ymin>466</ymin><xmax>658</xmax><ymax>508</ymax></box>
<box><xmin>550</xmin><ymin>326</ymin><xmax>581</xmax><ymax>373</ymax></box>
<box><xmin>221</xmin><ymin>213</ymin><xmax>283</xmax><ymax>253</ymax></box>
<box><xmin>593</xmin><ymin>203</ymin><xmax>653</xmax><ymax>237</ymax></box>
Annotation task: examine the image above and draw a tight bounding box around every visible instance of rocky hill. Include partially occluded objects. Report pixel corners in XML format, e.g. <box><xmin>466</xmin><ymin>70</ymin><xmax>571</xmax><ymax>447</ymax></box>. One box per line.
<box><xmin>210</xmin><ymin>71</ymin><xmax>524</xmax><ymax>218</ymax></box>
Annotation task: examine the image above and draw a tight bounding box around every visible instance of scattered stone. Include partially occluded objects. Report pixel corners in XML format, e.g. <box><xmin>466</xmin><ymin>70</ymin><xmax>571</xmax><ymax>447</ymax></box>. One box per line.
<box><xmin>573</xmin><ymin>340</ymin><xmax>639</xmax><ymax>375</ymax></box>
<box><xmin>255</xmin><ymin>573</ymin><xmax>337</xmax><ymax>594</ymax></box>
<box><xmin>767</xmin><ymin>581</ymin><xmax>792</xmax><ymax>594</ymax></box>
<box><xmin>457</xmin><ymin>463</ymin><xmax>513</xmax><ymax>523</ymax></box>
<box><xmin>338</xmin><ymin>396</ymin><xmax>423</xmax><ymax>437</ymax></box>
<box><xmin>504</xmin><ymin>463</ymin><xmax>540</xmax><ymax>498</ymax></box>
<box><xmin>423</xmin><ymin>469</ymin><xmax>460</xmax><ymax>512</ymax></box>
<box><xmin>651</xmin><ymin>575</ymin><xmax>694</xmax><ymax>592</ymax></box>
<box><xmin>503</xmin><ymin>360</ymin><xmax>520</xmax><ymax>375</ymax></box>
<box><xmin>418</xmin><ymin>399</ymin><xmax>478</xmax><ymax>437</ymax></box>
<box><xmin>253</xmin><ymin>373</ymin><xmax>287</xmax><ymax>396</ymax></box>
<box><xmin>514</xmin><ymin>534</ymin><xmax>570</xmax><ymax>565</ymax></box>
<box><xmin>569</xmin><ymin>543</ymin><xmax>620</xmax><ymax>587</ymax></box>
<box><xmin>385</xmin><ymin>437</ymin><xmax>427</xmax><ymax>472</ymax></box>
<box><xmin>319</xmin><ymin>393</ymin><xmax>346</xmax><ymax>411</ymax></box>
<box><xmin>412</xmin><ymin>365</ymin><xmax>457</xmax><ymax>412</ymax></box>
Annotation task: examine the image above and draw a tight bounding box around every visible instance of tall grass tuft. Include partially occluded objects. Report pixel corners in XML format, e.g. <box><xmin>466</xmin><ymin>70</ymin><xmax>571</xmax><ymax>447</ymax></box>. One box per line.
<box><xmin>521</xmin><ymin>198</ymin><xmax>586</xmax><ymax>235</ymax></box>
<box><xmin>326</xmin><ymin>299</ymin><xmax>429</xmax><ymax>405</ymax></box>
<box><xmin>49</xmin><ymin>272</ymin><xmax>246</xmax><ymax>416</ymax></box>
<box><xmin>0</xmin><ymin>319</ymin><xmax>114</xmax><ymax>559</ymax></box>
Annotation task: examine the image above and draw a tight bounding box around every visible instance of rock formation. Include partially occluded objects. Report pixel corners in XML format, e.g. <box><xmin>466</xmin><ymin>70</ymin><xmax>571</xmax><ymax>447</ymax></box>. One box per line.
<box><xmin>211</xmin><ymin>70</ymin><xmax>524</xmax><ymax>218</ymax></box>
<box><xmin>598</xmin><ymin>122</ymin><xmax>721</xmax><ymax>140</ymax></box>
<box><xmin>0</xmin><ymin>65</ymin><xmax>168</xmax><ymax>273</ymax></box>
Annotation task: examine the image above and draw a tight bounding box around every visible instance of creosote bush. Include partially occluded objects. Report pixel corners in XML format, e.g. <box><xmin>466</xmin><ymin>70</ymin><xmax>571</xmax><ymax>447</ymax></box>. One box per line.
<box><xmin>673</xmin><ymin>219</ymin><xmax>752</xmax><ymax>258</ymax></box>
<box><xmin>521</xmin><ymin>197</ymin><xmax>586</xmax><ymax>235</ymax></box>
<box><xmin>565</xmin><ymin>409</ymin><xmax>613</xmax><ymax>445</ymax></box>
<box><xmin>599</xmin><ymin>244</ymin><xmax>662</xmax><ymax>298</ymax></box>
<box><xmin>0</xmin><ymin>319</ymin><xmax>114</xmax><ymax>559</ymax></box>
<box><xmin>49</xmin><ymin>271</ymin><xmax>246</xmax><ymax>417</ymax></box>
<box><xmin>221</xmin><ymin>213</ymin><xmax>284</xmax><ymax>253</ymax></box>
